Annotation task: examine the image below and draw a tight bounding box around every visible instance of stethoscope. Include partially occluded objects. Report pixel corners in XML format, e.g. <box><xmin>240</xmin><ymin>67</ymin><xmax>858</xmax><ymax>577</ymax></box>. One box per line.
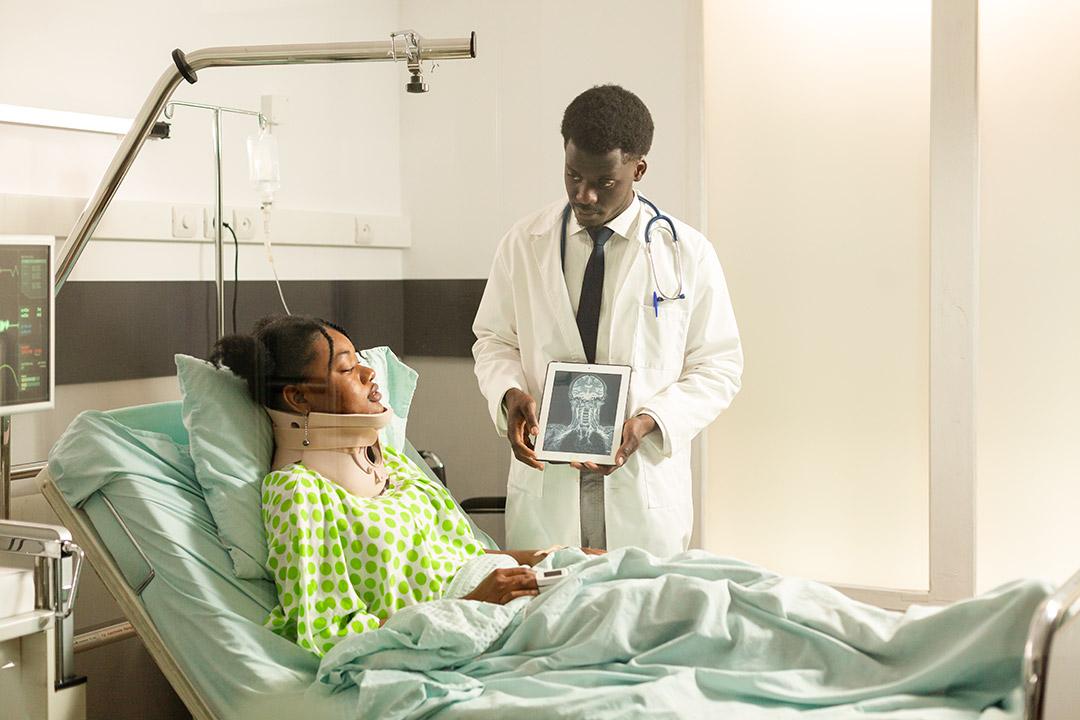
<box><xmin>560</xmin><ymin>194</ymin><xmax>686</xmax><ymax>317</ymax></box>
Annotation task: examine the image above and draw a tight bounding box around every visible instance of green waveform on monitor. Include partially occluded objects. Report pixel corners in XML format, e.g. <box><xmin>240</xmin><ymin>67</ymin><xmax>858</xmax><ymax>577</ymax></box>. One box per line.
<box><xmin>0</xmin><ymin>320</ymin><xmax>16</xmax><ymax>333</ymax></box>
<box><xmin>1</xmin><ymin>364</ymin><xmax>18</xmax><ymax>385</ymax></box>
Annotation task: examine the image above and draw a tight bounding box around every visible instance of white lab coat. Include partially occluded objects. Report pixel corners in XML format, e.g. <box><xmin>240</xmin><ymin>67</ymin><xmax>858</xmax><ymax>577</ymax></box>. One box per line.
<box><xmin>472</xmin><ymin>197</ymin><xmax>742</xmax><ymax>557</ymax></box>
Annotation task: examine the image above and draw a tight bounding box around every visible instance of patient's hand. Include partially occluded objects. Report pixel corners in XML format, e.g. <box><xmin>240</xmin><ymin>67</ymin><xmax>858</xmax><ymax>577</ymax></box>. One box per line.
<box><xmin>581</xmin><ymin>547</ymin><xmax>606</xmax><ymax>556</ymax></box>
<box><xmin>464</xmin><ymin>567</ymin><xmax>539</xmax><ymax>604</ymax></box>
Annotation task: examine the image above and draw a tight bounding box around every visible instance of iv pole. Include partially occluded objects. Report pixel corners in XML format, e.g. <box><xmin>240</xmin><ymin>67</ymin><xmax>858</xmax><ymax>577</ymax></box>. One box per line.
<box><xmin>162</xmin><ymin>100</ymin><xmax>268</xmax><ymax>340</ymax></box>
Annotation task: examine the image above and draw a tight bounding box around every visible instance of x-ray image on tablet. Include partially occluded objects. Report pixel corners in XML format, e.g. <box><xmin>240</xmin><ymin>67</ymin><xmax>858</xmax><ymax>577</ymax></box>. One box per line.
<box><xmin>535</xmin><ymin>362</ymin><xmax>631</xmax><ymax>464</ymax></box>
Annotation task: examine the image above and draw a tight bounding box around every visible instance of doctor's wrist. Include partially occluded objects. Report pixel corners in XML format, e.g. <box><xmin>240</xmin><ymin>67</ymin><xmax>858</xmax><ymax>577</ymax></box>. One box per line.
<box><xmin>632</xmin><ymin>413</ymin><xmax>658</xmax><ymax>435</ymax></box>
<box><xmin>504</xmin><ymin>388</ymin><xmax>527</xmax><ymax>405</ymax></box>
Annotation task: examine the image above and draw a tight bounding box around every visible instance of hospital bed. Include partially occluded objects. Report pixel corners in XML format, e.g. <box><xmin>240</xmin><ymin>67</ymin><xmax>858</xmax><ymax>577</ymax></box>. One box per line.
<box><xmin>28</xmin><ymin>400</ymin><xmax>1080</xmax><ymax>720</ymax></box>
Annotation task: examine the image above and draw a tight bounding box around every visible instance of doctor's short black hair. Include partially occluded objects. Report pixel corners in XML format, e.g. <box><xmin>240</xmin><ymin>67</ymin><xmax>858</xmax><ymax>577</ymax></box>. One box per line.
<box><xmin>561</xmin><ymin>84</ymin><xmax>654</xmax><ymax>159</ymax></box>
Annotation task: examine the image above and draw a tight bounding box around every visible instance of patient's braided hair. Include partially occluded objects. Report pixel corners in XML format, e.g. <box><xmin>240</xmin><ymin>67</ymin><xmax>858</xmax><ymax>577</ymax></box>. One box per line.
<box><xmin>561</xmin><ymin>84</ymin><xmax>654</xmax><ymax>159</ymax></box>
<box><xmin>209</xmin><ymin>314</ymin><xmax>352</xmax><ymax>410</ymax></box>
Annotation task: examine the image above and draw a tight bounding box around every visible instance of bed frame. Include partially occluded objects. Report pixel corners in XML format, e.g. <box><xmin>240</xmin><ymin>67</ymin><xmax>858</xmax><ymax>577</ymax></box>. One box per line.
<box><xmin>39</xmin><ymin>471</ymin><xmax>215</xmax><ymax>720</ymax></box>
<box><xmin>37</xmin><ymin>466</ymin><xmax>1080</xmax><ymax>720</ymax></box>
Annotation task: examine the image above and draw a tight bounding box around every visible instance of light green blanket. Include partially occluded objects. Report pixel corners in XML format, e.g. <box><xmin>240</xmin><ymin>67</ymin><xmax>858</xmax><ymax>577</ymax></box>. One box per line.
<box><xmin>314</xmin><ymin>548</ymin><xmax>1048</xmax><ymax>719</ymax></box>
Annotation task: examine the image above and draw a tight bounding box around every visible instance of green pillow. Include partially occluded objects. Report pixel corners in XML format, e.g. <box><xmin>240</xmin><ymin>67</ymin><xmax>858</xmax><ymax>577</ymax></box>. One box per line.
<box><xmin>175</xmin><ymin>354</ymin><xmax>274</xmax><ymax>579</ymax></box>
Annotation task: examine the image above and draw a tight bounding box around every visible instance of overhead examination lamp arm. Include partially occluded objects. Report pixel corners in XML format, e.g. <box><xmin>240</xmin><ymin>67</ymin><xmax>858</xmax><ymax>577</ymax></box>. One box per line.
<box><xmin>53</xmin><ymin>31</ymin><xmax>477</xmax><ymax>294</ymax></box>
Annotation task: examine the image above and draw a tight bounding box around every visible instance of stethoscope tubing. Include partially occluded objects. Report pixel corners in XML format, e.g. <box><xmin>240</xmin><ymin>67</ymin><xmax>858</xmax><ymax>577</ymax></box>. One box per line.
<box><xmin>560</xmin><ymin>195</ymin><xmax>686</xmax><ymax>304</ymax></box>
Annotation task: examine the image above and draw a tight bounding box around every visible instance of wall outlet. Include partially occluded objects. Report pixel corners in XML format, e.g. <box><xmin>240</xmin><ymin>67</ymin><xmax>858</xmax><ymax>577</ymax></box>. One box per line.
<box><xmin>232</xmin><ymin>209</ymin><xmax>257</xmax><ymax>240</ymax></box>
<box><xmin>203</xmin><ymin>207</ymin><xmax>219</xmax><ymax>239</ymax></box>
<box><xmin>355</xmin><ymin>217</ymin><xmax>373</xmax><ymax>245</ymax></box>
<box><xmin>171</xmin><ymin>206</ymin><xmax>199</xmax><ymax>238</ymax></box>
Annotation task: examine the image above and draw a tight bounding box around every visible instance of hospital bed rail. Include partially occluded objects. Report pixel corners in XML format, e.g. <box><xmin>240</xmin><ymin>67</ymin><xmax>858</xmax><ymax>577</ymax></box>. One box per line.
<box><xmin>417</xmin><ymin>450</ymin><xmax>506</xmax><ymax>515</ymax></box>
<box><xmin>1023</xmin><ymin>566</ymin><xmax>1080</xmax><ymax>719</ymax></box>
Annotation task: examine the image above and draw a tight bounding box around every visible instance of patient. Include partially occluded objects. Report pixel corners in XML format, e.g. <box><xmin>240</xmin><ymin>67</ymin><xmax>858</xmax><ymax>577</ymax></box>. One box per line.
<box><xmin>211</xmin><ymin>315</ymin><xmax>592</xmax><ymax>656</ymax></box>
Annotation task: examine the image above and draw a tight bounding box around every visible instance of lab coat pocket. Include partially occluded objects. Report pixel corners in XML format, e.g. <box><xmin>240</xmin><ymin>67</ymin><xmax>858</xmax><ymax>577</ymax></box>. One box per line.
<box><xmin>643</xmin><ymin>464</ymin><xmax>673</xmax><ymax>509</ymax></box>
<box><xmin>634</xmin><ymin>303</ymin><xmax>690</xmax><ymax>370</ymax></box>
<box><xmin>507</xmin><ymin>462</ymin><xmax>543</xmax><ymax>497</ymax></box>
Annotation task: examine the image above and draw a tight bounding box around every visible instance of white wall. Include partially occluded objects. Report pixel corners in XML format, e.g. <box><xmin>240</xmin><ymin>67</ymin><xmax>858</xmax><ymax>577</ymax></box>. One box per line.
<box><xmin>398</xmin><ymin>0</ymin><xmax>704</xmax><ymax>280</ymax></box>
<box><xmin>0</xmin><ymin>0</ymin><xmax>404</xmax><ymax>211</ymax></box>
<box><xmin>703</xmin><ymin>1</ymin><xmax>932</xmax><ymax>590</ymax></box>
<box><xmin>0</xmin><ymin>0</ymin><xmax>407</xmax><ymax>286</ymax></box>
<box><xmin>977</xmin><ymin>0</ymin><xmax>1080</xmax><ymax>592</ymax></box>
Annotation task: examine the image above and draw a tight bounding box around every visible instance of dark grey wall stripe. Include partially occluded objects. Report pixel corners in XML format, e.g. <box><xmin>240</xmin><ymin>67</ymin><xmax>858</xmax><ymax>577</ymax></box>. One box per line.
<box><xmin>56</xmin><ymin>279</ymin><xmax>481</xmax><ymax>385</ymax></box>
<box><xmin>403</xmin><ymin>279</ymin><xmax>487</xmax><ymax>358</ymax></box>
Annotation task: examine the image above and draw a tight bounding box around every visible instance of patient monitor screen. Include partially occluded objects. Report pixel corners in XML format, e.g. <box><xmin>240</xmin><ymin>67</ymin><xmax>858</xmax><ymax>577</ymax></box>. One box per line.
<box><xmin>0</xmin><ymin>238</ymin><xmax>53</xmax><ymax>413</ymax></box>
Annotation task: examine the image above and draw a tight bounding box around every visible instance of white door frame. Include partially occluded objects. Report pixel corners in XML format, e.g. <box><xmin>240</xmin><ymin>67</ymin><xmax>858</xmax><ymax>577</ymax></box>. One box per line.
<box><xmin>833</xmin><ymin>0</ymin><xmax>979</xmax><ymax>610</ymax></box>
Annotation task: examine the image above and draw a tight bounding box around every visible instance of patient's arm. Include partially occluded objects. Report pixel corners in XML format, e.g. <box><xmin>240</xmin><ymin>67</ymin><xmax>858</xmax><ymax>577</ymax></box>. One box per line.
<box><xmin>485</xmin><ymin>547</ymin><xmax>606</xmax><ymax>566</ymax></box>
<box><xmin>483</xmin><ymin>549</ymin><xmax>546</xmax><ymax>566</ymax></box>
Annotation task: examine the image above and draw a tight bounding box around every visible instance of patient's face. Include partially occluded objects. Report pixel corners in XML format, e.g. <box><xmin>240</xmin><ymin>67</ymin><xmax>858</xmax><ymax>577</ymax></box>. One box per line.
<box><xmin>300</xmin><ymin>328</ymin><xmax>386</xmax><ymax>415</ymax></box>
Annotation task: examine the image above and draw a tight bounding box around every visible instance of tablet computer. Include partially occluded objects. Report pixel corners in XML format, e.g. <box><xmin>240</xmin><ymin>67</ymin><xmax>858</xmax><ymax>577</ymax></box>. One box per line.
<box><xmin>534</xmin><ymin>361</ymin><xmax>631</xmax><ymax>465</ymax></box>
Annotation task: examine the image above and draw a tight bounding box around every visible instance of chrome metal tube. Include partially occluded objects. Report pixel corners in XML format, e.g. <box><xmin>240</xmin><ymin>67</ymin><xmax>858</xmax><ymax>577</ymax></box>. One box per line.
<box><xmin>54</xmin><ymin>32</ymin><xmax>476</xmax><ymax>296</ymax></box>
<box><xmin>0</xmin><ymin>416</ymin><xmax>10</xmax><ymax>520</ymax></box>
<box><xmin>32</xmin><ymin>541</ymin><xmax>75</xmax><ymax>684</ymax></box>
<box><xmin>1024</xmin><ymin>567</ymin><xmax>1080</xmax><ymax>719</ymax></box>
<box><xmin>100</xmin><ymin>494</ymin><xmax>156</xmax><ymax>595</ymax></box>
<box><xmin>183</xmin><ymin>33</ymin><xmax>475</xmax><ymax>70</ymax></box>
<box><xmin>212</xmin><ymin>109</ymin><xmax>225</xmax><ymax>339</ymax></box>
<box><xmin>54</xmin><ymin>67</ymin><xmax>186</xmax><ymax>292</ymax></box>
<box><xmin>9</xmin><ymin>460</ymin><xmax>47</xmax><ymax>482</ymax></box>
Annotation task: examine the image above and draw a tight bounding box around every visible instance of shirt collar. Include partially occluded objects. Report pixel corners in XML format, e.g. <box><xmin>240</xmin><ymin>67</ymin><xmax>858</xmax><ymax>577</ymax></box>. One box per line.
<box><xmin>565</xmin><ymin>193</ymin><xmax>642</xmax><ymax>243</ymax></box>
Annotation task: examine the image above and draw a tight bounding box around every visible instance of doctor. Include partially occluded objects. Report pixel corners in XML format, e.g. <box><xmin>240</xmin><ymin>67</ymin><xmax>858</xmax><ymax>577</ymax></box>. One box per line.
<box><xmin>472</xmin><ymin>85</ymin><xmax>742</xmax><ymax>557</ymax></box>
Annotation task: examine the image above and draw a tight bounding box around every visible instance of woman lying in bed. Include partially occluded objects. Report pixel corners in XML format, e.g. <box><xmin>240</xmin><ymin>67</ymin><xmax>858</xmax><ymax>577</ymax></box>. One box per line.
<box><xmin>211</xmin><ymin>314</ymin><xmax>599</xmax><ymax>656</ymax></box>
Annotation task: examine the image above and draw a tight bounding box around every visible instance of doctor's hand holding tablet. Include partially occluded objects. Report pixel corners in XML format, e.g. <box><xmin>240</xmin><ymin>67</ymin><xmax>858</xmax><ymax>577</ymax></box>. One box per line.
<box><xmin>473</xmin><ymin>85</ymin><xmax>743</xmax><ymax>557</ymax></box>
<box><xmin>504</xmin><ymin>366</ymin><xmax>651</xmax><ymax>475</ymax></box>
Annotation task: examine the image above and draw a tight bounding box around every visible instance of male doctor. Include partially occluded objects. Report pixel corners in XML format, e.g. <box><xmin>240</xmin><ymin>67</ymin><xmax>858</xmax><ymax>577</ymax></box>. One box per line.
<box><xmin>472</xmin><ymin>85</ymin><xmax>742</xmax><ymax>557</ymax></box>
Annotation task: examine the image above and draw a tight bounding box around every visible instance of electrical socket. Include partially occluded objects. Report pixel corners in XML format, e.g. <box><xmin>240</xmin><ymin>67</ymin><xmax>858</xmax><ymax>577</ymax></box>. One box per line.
<box><xmin>203</xmin><ymin>207</ymin><xmax>219</xmax><ymax>239</ymax></box>
<box><xmin>171</xmin><ymin>206</ymin><xmax>199</xmax><ymax>238</ymax></box>
<box><xmin>232</xmin><ymin>209</ymin><xmax>257</xmax><ymax>240</ymax></box>
<box><xmin>354</xmin><ymin>218</ymin><xmax>373</xmax><ymax>245</ymax></box>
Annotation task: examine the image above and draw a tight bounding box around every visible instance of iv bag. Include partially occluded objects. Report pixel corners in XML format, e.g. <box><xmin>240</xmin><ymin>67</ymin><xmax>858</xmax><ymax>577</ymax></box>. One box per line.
<box><xmin>247</xmin><ymin>127</ymin><xmax>280</xmax><ymax>207</ymax></box>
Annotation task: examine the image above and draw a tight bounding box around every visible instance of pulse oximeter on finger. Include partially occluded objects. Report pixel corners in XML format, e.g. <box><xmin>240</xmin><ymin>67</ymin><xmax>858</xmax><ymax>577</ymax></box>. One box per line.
<box><xmin>535</xmin><ymin>567</ymin><xmax>569</xmax><ymax>593</ymax></box>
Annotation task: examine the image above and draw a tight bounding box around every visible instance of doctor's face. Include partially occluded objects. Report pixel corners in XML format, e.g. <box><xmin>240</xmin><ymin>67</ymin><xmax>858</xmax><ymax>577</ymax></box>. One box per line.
<box><xmin>564</xmin><ymin>140</ymin><xmax>647</xmax><ymax>228</ymax></box>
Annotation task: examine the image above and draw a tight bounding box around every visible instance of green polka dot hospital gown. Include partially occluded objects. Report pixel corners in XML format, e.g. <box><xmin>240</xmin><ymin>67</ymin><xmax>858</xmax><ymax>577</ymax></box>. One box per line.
<box><xmin>261</xmin><ymin>445</ymin><xmax>484</xmax><ymax>656</ymax></box>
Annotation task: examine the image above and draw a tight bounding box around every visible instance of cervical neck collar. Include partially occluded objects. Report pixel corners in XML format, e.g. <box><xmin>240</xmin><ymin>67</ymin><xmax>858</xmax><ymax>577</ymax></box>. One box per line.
<box><xmin>266</xmin><ymin>407</ymin><xmax>395</xmax><ymax>498</ymax></box>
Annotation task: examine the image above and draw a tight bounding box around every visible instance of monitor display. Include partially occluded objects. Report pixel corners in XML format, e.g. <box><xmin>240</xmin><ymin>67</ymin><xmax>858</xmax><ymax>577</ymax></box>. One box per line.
<box><xmin>0</xmin><ymin>236</ymin><xmax>54</xmax><ymax>414</ymax></box>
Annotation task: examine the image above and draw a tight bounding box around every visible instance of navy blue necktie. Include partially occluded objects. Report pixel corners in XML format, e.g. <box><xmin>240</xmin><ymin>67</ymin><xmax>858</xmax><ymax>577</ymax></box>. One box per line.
<box><xmin>576</xmin><ymin>226</ymin><xmax>613</xmax><ymax>364</ymax></box>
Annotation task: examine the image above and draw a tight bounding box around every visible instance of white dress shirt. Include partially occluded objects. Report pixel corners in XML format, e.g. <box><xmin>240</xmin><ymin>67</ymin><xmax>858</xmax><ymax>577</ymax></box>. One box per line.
<box><xmin>562</xmin><ymin>194</ymin><xmax>642</xmax><ymax>364</ymax></box>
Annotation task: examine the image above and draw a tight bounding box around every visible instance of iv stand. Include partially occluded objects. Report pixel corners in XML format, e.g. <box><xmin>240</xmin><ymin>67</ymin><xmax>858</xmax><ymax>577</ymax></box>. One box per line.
<box><xmin>162</xmin><ymin>101</ymin><xmax>267</xmax><ymax>341</ymax></box>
